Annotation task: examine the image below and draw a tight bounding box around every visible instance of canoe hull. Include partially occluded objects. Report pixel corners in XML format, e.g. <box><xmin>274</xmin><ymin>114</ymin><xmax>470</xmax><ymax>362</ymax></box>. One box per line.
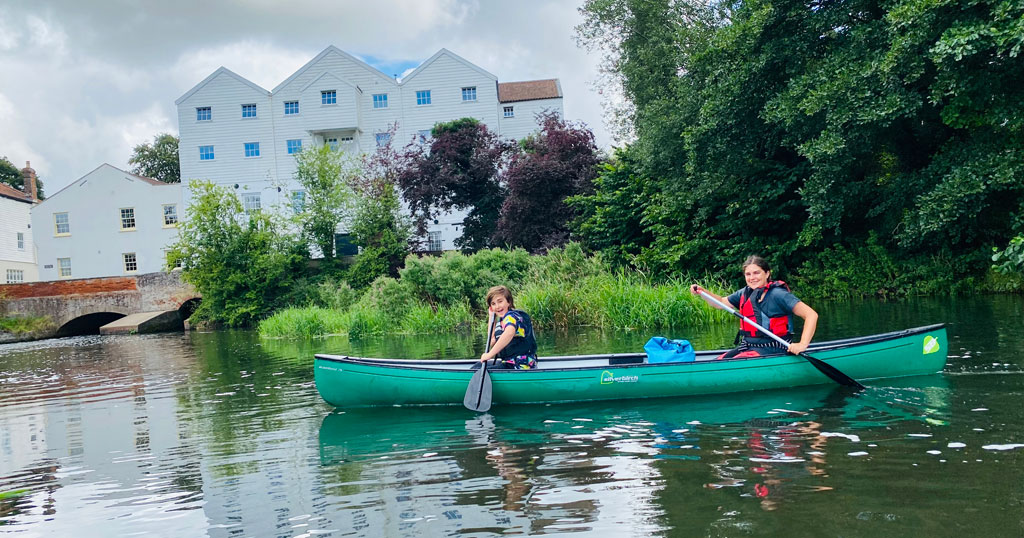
<box><xmin>314</xmin><ymin>325</ymin><xmax>947</xmax><ymax>408</ymax></box>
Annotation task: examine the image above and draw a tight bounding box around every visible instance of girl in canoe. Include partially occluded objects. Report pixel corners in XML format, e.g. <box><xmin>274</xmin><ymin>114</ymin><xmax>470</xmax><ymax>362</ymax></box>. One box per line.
<box><xmin>479</xmin><ymin>285</ymin><xmax>538</xmax><ymax>369</ymax></box>
<box><xmin>690</xmin><ymin>255</ymin><xmax>818</xmax><ymax>358</ymax></box>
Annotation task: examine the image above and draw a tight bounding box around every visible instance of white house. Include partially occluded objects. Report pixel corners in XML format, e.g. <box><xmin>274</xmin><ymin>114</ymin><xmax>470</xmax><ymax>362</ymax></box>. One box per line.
<box><xmin>175</xmin><ymin>46</ymin><xmax>564</xmax><ymax>251</ymax></box>
<box><xmin>31</xmin><ymin>164</ymin><xmax>182</xmax><ymax>281</ymax></box>
<box><xmin>0</xmin><ymin>175</ymin><xmax>38</xmax><ymax>283</ymax></box>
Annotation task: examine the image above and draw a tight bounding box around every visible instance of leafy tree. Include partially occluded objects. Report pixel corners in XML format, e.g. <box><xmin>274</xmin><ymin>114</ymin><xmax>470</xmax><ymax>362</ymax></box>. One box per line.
<box><xmin>577</xmin><ymin>0</ymin><xmax>1024</xmax><ymax>283</ymax></box>
<box><xmin>568</xmin><ymin>146</ymin><xmax>656</xmax><ymax>267</ymax></box>
<box><xmin>495</xmin><ymin>112</ymin><xmax>602</xmax><ymax>252</ymax></box>
<box><xmin>167</xmin><ymin>181</ymin><xmax>306</xmax><ymax>327</ymax></box>
<box><xmin>347</xmin><ymin>125</ymin><xmax>413</xmax><ymax>288</ymax></box>
<box><xmin>0</xmin><ymin>156</ymin><xmax>45</xmax><ymax>198</ymax></box>
<box><xmin>129</xmin><ymin>134</ymin><xmax>180</xmax><ymax>183</ymax></box>
<box><xmin>293</xmin><ymin>143</ymin><xmax>357</xmax><ymax>260</ymax></box>
<box><xmin>395</xmin><ymin>118</ymin><xmax>514</xmax><ymax>251</ymax></box>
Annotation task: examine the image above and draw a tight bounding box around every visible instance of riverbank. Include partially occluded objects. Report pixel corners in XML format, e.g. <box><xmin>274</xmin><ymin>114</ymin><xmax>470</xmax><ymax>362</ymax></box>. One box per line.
<box><xmin>258</xmin><ymin>244</ymin><xmax>731</xmax><ymax>339</ymax></box>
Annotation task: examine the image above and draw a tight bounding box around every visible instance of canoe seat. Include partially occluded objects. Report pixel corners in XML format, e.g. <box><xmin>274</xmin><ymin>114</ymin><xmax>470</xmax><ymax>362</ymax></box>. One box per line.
<box><xmin>609</xmin><ymin>356</ymin><xmax>645</xmax><ymax>365</ymax></box>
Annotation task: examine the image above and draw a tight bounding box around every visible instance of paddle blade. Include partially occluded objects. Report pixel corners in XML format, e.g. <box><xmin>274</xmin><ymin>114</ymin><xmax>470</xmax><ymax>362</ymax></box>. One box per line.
<box><xmin>801</xmin><ymin>353</ymin><xmax>865</xmax><ymax>390</ymax></box>
<box><xmin>463</xmin><ymin>363</ymin><xmax>493</xmax><ymax>411</ymax></box>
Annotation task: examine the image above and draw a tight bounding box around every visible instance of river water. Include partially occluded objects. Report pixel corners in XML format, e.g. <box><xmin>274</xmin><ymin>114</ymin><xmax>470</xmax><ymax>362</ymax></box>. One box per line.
<box><xmin>1</xmin><ymin>296</ymin><xmax>1021</xmax><ymax>537</ymax></box>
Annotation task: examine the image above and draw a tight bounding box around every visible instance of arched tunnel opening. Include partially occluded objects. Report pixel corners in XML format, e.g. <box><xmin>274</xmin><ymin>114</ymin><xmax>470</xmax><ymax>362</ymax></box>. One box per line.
<box><xmin>56</xmin><ymin>312</ymin><xmax>126</xmax><ymax>337</ymax></box>
<box><xmin>178</xmin><ymin>298</ymin><xmax>201</xmax><ymax>323</ymax></box>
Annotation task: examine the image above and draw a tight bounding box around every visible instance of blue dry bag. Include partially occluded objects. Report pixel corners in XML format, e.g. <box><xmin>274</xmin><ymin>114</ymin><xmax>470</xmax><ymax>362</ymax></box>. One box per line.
<box><xmin>644</xmin><ymin>337</ymin><xmax>696</xmax><ymax>363</ymax></box>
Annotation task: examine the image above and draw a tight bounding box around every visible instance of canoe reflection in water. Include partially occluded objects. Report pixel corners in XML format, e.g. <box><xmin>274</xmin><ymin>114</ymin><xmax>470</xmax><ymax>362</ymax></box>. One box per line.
<box><xmin>317</xmin><ymin>376</ymin><xmax>949</xmax><ymax>533</ymax></box>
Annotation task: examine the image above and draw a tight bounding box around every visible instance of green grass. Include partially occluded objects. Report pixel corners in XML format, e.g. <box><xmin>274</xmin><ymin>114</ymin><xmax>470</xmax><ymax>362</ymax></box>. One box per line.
<box><xmin>0</xmin><ymin>315</ymin><xmax>55</xmax><ymax>335</ymax></box>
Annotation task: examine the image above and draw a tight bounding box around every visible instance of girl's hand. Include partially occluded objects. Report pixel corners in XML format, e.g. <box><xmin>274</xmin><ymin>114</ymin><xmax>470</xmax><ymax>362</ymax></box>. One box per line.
<box><xmin>788</xmin><ymin>342</ymin><xmax>809</xmax><ymax>354</ymax></box>
<box><xmin>690</xmin><ymin>284</ymin><xmax>703</xmax><ymax>295</ymax></box>
<box><xmin>480</xmin><ymin>352</ymin><xmax>494</xmax><ymax>362</ymax></box>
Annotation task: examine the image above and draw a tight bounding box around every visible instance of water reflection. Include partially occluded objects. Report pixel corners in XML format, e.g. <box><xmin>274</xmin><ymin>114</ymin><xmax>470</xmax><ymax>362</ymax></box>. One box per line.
<box><xmin>2</xmin><ymin>295</ymin><xmax>1022</xmax><ymax>536</ymax></box>
<box><xmin>315</xmin><ymin>377</ymin><xmax>952</xmax><ymax>535</ymax></box>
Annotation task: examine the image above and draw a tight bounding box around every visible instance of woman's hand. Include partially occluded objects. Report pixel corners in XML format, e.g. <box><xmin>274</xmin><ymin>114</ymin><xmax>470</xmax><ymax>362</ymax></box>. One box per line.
<box><xmin>690</xmin><ymin>284</ymin><xmax>703</xmax><ymax>296</ymax></box>
<box><xmin>480</xmin><ymin>352</ymin><xmax>495</xmax><ymax>362</ymax></box>
<box><xmin>788</xmin><ymin>342</ymin><xmax>809</xmax><ymax>354</ymax></box>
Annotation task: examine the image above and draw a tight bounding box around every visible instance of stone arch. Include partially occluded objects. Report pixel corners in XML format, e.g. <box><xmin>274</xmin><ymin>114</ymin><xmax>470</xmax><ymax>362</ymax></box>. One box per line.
<box><xmin>56</xmin><ymin>310</ymin><xmax>131</xmax><ymax>337</ymax></box>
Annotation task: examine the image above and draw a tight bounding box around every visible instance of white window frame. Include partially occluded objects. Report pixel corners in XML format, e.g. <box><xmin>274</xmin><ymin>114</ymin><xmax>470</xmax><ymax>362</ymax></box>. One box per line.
<box><xmin>241</xmin><ymin>193</ymin><xmax>261</xmax><ymax>214</ymax></box>
<box><xmin>416</xmin><ymin>90</ymin><xmax>431</xmax><ymax>106</ymax></box>
<box><xmin>287</xmin><ymin>139</ymin><xmax>303</xmax><ymax>154</ymax></box>
<box><xmin>241</xmin><ymin>103</ymin><xmax>257</xmax><ymax>118</ymax></box>
<box><xmin>120</xmin><ymin>207</ymin><xmax>136</xmax><ymax>231</ymax></box>
<box><xmin>199</xmin><ymin>145</ymin><xmax>215</xmax><ymax>161</ymax></box>
<box><xmin>6</xmin><ymin>269</ymin><xmax>24</xmax><ymax>283</ymax></box>
<box><xmin>16</xmin><ymin>232</ymin><xmax>24</xmax><ymax>250</ymax></box>
<box><xmin>326</xmin><ymin>137</ymin><xmax>339</xmax><ymax>151</ymax></box>
<box><xmin>196</xmin><ymin>106</ymin><xmax>212</xmax><ymax>121</ymax></box>
<box><xmin>244</xmin><ymin>142</ymin><xmax>260</xmax><ymax>158</ymax></box>
<box><xmin>284</xmin><ymin>100</ymin><xmax>299</xmax><ymax>115</ymax></box>
<box><xmin>58</xmin><ymin>257</ymin><xmax>72</xmax><ymax>278</ymax></box>
<box><xmin>428</xmin><ymin>231</ymin><xmax>442</xmax><ymax>252</ymax></box>
<box><xmin>375</xmin><ymin>132</ymin><xmax>391</xmax><ymax>147</ymax></box>
<box><xmin>503</xmin><ymin>106</ymin><xmax>514</xmax><ymax>118</ymax></box>
<box><xmin>372</xmin><ymin>93</ymin><xmax>388</xmax><ymax>109</ymax></box>
<box><xmin>461</xmin><ymin>86</ymin><xmax>477</xmax><ymax>102</ymax></box>
<box><xmin>54</xmin><ymin>212</ymin><xmax>70</xmax><ymax>236</ymax></box>
<box><xmin>291</xmin><ymin>190</ymin><xmax>305</xmax><ymax>215</ymax></box>
<box><xmin>123</xmin><ymin>252</ymin><xmax>138</xmax><ymax>273</ymax></box>
<box><xmin>163</xmin><ymin>204</ymin><xmax>178</xmax><ymax>227</ymax></box>
<box><xmin>321</xmin><ymin>90</ymin><xmax>337</xmax><ymax>105</ymax></box>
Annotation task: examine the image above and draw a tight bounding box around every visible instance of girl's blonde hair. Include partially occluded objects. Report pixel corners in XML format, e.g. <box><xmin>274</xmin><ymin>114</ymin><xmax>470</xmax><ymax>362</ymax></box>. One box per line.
<box><xmin>485</xmin><ymin>285</ymin><xmax>515</xmax><ymax>308</ymax></box>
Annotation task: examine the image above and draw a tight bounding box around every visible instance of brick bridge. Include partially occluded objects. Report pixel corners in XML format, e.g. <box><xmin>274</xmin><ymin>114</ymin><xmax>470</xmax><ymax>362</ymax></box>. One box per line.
<box><xmin>0</xmin><ymin>271</ymin><xmax>200</xmax><ymax>338</ymax></box>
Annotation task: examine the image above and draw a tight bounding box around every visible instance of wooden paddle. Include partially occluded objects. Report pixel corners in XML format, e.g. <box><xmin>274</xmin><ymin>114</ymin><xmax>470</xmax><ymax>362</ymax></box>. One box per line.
<box><xmin>464</xmin><ymin>312</ymin><xmax>495</xmax><ymax>411</ymax></box>
<box><xmin>696</xmin><ymin>290</ymin><xmax>865</xmax><ymax>390</ymax></box>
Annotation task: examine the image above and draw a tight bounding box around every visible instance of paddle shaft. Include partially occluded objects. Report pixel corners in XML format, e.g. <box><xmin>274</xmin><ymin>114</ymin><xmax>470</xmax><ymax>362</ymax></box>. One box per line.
<box><xmin>696</xmin><ymin>290</ymin><xmax>865</xmax><ymax>389</ymax></box>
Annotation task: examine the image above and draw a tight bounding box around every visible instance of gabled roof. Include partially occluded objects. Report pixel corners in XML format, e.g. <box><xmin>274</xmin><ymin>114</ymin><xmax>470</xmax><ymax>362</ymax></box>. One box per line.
<box><xmin>299</xmin><ymin>71</ymin><xmax>361</xmax><ymax>94</ymax></box>
<box><xmin>273</xmin><ymin>45</ymin><xmax>396</xmax><ymax>93</ymax></box>
<box><xmin>400</xmin><ymin>48</ymin><xmax>497</xmax><ymax>85</ymax></box>
<box><xmin>175</xmin><ymin>67</ymin><xmax>270</xmax><ymax>105</ymax></box>
<box><xmin>0</xmin><ymin>183</ymin><xmax>34</xmax><ymax>204</ymax></box>
<box><xmin>498</xmin><ymin>79</ymin><xmax>562</xmax><ymax>103</ymax></box>
<box><xmin>35</xmin><ymin>164</ymin><xmax>175</xmax><ymax>207</ymax></box>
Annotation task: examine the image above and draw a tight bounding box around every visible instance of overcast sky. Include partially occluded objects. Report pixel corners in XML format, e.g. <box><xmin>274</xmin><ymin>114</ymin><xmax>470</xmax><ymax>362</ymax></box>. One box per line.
<box><xmin>0</xmin><ymin>0</ymin><xmax>614</xmax><ymax>193</ymax></box>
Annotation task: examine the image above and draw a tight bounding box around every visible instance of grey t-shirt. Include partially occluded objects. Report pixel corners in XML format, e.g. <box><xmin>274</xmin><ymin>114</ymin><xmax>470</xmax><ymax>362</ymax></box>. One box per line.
<box><xmin>727</xmin><ymin>286</ymin><xmax>801</xmax><ymax>342</ymax></box>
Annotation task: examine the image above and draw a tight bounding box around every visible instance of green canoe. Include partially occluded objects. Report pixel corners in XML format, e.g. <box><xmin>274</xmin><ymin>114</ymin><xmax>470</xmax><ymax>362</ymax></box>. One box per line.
<box><xmin>314</xmin><ymin>324</ymin><xmax>947</xmax><ymax>408</ymax></box>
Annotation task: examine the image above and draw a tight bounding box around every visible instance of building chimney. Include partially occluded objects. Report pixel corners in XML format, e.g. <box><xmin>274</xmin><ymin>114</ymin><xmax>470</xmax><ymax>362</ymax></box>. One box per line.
<box><xmin>21</xmin><ymin>161</ymin><xmax>37</xmax><ymax>201</ymax></box>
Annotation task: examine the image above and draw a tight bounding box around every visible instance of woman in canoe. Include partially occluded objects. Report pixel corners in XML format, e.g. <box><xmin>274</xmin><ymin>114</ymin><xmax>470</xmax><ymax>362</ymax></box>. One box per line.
<box><xmin>478</xmin><ymin>285</ymin><xmax>538</xmax><ymax>369</ymax></box>
<box><xmin>690</xmin><ymin>255</ymin><xmax>818</xmax><ymax>359</ymax></box>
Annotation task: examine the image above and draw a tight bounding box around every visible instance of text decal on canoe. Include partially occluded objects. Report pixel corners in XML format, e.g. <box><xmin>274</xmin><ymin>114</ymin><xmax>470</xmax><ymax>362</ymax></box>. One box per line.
<box><xmin>601</xmin><ymin>370</ymin><xmax>639</xmax><ymax>384</ymax></box>
<box><xmin>923</xmin><ymin>336</ymin><xmax>940</xmax><ymax>355</ymax></box>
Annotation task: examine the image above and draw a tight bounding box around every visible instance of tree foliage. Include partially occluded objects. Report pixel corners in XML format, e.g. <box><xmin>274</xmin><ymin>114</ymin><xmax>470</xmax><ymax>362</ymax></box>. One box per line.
<box><xmin>292</xmin><ymin>144</ymin><xmax>357</xmax><ymax>260</ymax></box>
<box><xmin>575</xmin><ymin>0</ymin><xmax>1024</xmax><ymax>285</ymax></box>
<box><xmin>167</xmin><ymin>181</ymin><xmax>306</xmax><ymax>327</ymax></box>
<box><xmin>395</xmin><ymin>118</ymin><xmax>514</xmax><ymax>251</ymax></box>
<box><xmin>347</xmin><ymin>129</ymin><xmax>413</xmax><ymax>288</ymax></box>
<box><xmin>0</xmin><ymin>156</ymin><xmax>45</xmax><ymax>198</ymax></box>
<box><xmin>495</xmin><ymin>112</ymin><xmax>602</xmax><ymax>252</ymax></box>
<box><xmin>129</xmin><ymin>133</ymin><xmax>180</xmax><ymax>183</ymax></box>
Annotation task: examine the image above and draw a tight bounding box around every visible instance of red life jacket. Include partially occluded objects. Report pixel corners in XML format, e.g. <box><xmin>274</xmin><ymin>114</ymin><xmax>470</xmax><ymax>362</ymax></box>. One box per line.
<box><xmin>738</xmin><ymin>281</ymin><xmax>792</xmax><ymax>339</ymax></box>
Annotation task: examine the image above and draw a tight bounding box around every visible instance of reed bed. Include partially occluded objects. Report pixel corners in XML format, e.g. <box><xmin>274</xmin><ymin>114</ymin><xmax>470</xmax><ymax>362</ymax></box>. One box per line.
<box><xmin>258</xmin><ymin>244</ymin><xmax>729</xmax><ymax>338</ymax></box>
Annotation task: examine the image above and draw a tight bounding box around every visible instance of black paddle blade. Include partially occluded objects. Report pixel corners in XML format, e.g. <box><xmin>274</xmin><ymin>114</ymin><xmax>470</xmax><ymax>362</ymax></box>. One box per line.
<box><xmin>801</xmin><ymin>353</ymin><xmax>865</xmax><ymax>390</ymax></box>
<box><xmin>463</xmin><ymin>362</ymin><xmax>493</xmax><ymax>411</ymax></box>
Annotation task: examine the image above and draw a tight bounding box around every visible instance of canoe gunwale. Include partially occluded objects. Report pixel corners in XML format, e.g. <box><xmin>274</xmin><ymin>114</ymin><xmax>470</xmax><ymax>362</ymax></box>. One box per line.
<box><xmin>314</xmin><ymin>323</ymin><xmax>946</xmax><ymax>373</ymax></box>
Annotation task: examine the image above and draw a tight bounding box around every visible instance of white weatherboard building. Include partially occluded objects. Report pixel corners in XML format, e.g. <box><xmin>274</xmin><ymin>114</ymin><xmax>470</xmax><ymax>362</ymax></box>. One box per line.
<box><xmin>0</xmin><ymin>162</ymin><xmax>39</xmax><ymax>283</ymax></box>
<box><xmin>32</xmin><ymin>164</ymin><xmax>182</xmax><ymax>281</ymax></box>
<box><xmin>175</xmin><ymin>46</ymin><xmax>563</xmax><ymax>251</ymax></box>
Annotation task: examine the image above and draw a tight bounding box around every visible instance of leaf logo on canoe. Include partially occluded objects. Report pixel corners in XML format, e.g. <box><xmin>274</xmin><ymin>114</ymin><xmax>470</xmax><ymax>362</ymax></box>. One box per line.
<box><xmin>923</xmin><ymin>335</ymin><xmax>940</xmax><ymax>355</ymax></box>
<box><xmin>600</xmin><ymin>370</ymin><xmax>639</xmax><ymax>384</ymax></box>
